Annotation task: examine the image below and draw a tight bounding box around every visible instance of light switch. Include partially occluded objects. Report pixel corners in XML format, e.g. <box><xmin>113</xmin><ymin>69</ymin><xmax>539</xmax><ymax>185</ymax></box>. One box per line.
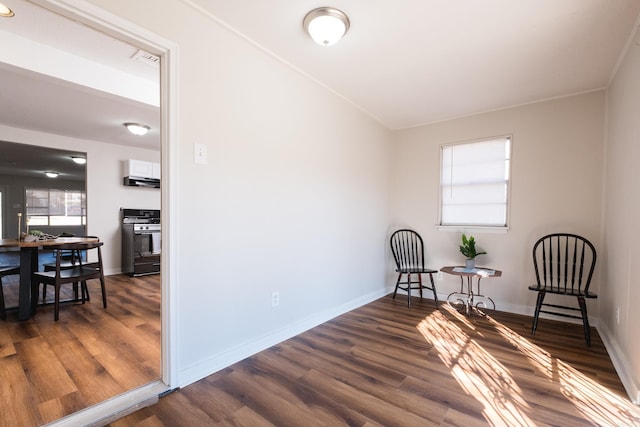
<box><xmin>194</xmin><ymin>143</ymin><xmax>207</xmax><ymax>164</ymax></box>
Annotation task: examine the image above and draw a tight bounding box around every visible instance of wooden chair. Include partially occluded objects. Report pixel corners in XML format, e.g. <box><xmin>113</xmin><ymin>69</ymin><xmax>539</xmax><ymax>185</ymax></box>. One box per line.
<box><xmin>0</xmin><ymin>265</ymin><xmax>20</xmax><ymax>320</ymax></box>
<box><xmin>41</xmin><ymin>236</ymin><xmax>99</xmax><ymax>303</ymax></box>
<box><xmin>390</xmin><ymin>229</ymin><xmax>439</xmax><ymax>308</ymax></box>
<box><xmin>32</xmin><ymin>241</ymin><xmax>106</xmax><ymax>321</ymax></box>
<box><xmin>529</xmin><ymin>233</ymin><xmax>597</xmax><ymax>346</ymax></box>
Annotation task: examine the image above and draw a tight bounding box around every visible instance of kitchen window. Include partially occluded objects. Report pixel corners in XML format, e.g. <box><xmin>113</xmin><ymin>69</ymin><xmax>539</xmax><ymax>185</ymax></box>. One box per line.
<box><xmin>26</xmin><ymin>188</ymin><xmax>86</xmax><ymax>226</ymax></box>
<box><xmin>439</xmin><ymin>136</ymin><xmax>511</xmax><ymax>228</ymax></box>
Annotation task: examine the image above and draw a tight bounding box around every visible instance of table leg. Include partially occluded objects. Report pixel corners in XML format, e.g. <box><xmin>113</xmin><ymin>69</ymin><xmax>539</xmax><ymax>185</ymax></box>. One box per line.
<box><xmin>466</xmin><ymin>276</ymin><xmax>473</xmax><ymax>316</ymax></box>
<box><xmin>18</xmin><ymin>247</ymin><xmax>37</xmax><ymax>321</ymax></box>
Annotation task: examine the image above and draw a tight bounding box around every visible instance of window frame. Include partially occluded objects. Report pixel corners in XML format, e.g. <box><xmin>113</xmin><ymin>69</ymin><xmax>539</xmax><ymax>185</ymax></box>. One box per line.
<box><xmin>437</xmin><ymin>135</ymin><xmax>512</xmax><ymax>232</ymax></box>
<box><xmin>25</xmin><ymin>187</ymin><xmax>87</xmax><ymax>227</ymax></box>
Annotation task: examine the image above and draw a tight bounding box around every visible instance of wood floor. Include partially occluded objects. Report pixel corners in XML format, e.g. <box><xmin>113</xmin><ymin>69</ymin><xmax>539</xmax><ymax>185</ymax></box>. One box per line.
<box><xmin>110</xmin><ymin>295</ymin><xmax>639</xmax><ymax>427</ymax></box>
<box><xmin>0</xmin><ymin>273</ymin><xmax>161</xmax><ymax>427</ymax></box>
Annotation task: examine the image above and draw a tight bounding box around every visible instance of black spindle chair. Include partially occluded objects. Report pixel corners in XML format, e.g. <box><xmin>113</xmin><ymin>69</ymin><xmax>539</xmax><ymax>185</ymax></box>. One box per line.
<box><xmin>529</xmin><ymin>233</ymin><xmax>597</xmax><ymax>346</ymax></box>
<box><xmin>390</xmin><ymin>229</ymin><xmax>439</xmax><ymax>308</ymax></box>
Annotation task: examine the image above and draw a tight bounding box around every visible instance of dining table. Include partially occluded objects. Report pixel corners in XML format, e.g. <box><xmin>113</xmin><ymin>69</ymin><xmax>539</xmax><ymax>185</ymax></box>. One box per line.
<box><xmin>0</xmin><ymin>236</ymin><xmax>99</xmax><ymax>320</ymax></box>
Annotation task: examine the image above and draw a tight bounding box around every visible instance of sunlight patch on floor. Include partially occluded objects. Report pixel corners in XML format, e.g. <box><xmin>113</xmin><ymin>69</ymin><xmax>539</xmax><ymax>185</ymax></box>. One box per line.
<box><xmin>416</xmin><ymin>306</ymin><xmax>640</xmax><ymax>426</ymax></box>
<box><xmin>417</xmin><ymin>308</ymin><xmax>534</xmax><ymax>426</ymax></box>
<box><xmin>489</xmin><ymin>316</ymin><xmax>640</xmax><ymax>426</ymax></box>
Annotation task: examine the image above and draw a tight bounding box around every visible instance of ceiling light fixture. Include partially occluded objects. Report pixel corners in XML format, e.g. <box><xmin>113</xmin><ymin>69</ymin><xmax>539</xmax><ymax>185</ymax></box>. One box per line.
<box><xmin>0</xmin><ymin>3</ymin><xmax>14</xmax><ymax>17</ymax></box>
<box><xmin>45</xmin><ymin>171</ymin><xmax>59</xmax><ymax>178</ymax></box>
<box><xmin>124</xmin><ymin>122</ymin><xmax>150</xmax><ymax>136</ymax></box>
<box><xmin>303</xmin><ymin>7</ymin><xmax>350</xmax><ymax>47</ymax></box>
<box><xmin>71</xmin><ymin>156</ymin><xmax>86</xmax><ymax>165</ymax></box>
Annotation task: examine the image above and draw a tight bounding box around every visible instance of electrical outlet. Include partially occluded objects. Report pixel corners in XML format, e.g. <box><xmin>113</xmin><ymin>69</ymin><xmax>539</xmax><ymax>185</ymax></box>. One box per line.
<box><xmin>271</xmin><ymin>291</ymin><xmax>280</xmax><ymax>308</ymax></box>
<box><xmin>616</xmin><ymin>306</ymin><xmax>620</xmax><ymax>325</ymax></box>
<box><xmin>436</xmin><ymin>271</ymin><xmax>444</xmax><ymax>281</ymax></box>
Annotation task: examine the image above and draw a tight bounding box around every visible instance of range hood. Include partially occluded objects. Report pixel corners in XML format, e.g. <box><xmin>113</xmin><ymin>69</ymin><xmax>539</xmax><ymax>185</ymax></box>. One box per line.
<box><xmin>123</xmin><ymin>160</ymin><xmax>160</xmax><ymax>188</ymax></box>
<box><xmin>123</xmin><ymin>176</ymin><xmax>160</xmax><ymax>188</ymax></box>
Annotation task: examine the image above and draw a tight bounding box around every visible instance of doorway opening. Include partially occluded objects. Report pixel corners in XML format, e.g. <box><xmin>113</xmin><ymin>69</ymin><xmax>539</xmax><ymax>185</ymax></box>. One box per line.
<box><xmin>2</xmin><ymin>0</ymin><xmax>177</xmax><ymax>424</ymax></box>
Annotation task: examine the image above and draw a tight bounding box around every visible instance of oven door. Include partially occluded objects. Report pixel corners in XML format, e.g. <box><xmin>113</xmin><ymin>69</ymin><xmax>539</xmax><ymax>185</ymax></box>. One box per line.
<box><xmin>131</xmin><ymin>226</ymin><xmax>161</xmax><ymax>275</ymax></box>
<box><xmin>122</xmin><ymin>223</ymin><xmax>160</xmax><ymax>276</ymax></box>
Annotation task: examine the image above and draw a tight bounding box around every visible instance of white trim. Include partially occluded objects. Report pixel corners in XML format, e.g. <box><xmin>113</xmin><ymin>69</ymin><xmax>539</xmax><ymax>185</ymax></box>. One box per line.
<box><xmin>179</xmin><ymin>288</ymin><xmax>389</xmax><ymax>387</ymax></box>
<box><xmin>437</xmin><ymin>225</ymin><xmax>509</xmax><ymax>234</ymax></box>
<box><xmin>44</xmin><ymin>381</ymin><xmax>167</xmax><ymax>427</ymax></box>
<box><xmin>597</xmin><ymin>322</ymin><xmax>640</xmax><ymax>405</ymax></box>
<box><xmin>29</xmin><ymin>0</ymin><xmax>180</xmax><ymax>422</ymax></box>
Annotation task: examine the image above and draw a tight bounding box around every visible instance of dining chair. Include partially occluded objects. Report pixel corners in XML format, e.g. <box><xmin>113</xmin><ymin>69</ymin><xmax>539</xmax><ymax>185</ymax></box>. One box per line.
<box><xmin>389</xmin><ymin>229</ymin><xmax>439</xmax><ymax>308</ymax></box>
<box><xmin>32</xmin><ymin>241</ymin><xmax>106</xmax><ymax>321</ymax></box>
<box><xmin>528</xmin><ymin>233</ymin><xmax>597</xmax><ymax>346</ymax></box>
<box><xmin>41</xmin><ymin>236</ymin><xmax>99</xmax><ymax>303</ymax></box>
<box><xmin>0</xmin><ymin>265</ymin><xmax>20</xmax><ymax>320</ymax></box>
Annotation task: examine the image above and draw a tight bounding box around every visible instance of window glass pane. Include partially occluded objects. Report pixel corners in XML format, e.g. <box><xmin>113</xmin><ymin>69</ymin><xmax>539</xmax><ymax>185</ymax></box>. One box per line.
<box><xmin>440</xmin><ymin>136</ymin><xmax>510</xmax><ymax>227</ymax></box>
<box><xmin>50</xmin><ymin>216</ymin><xmax>83</xmax><ymax>226</ymax></box>
<box><xmin>27</xmin><ymin>216</ymin><xmax>49</xmax><ymax>226</ymax></box>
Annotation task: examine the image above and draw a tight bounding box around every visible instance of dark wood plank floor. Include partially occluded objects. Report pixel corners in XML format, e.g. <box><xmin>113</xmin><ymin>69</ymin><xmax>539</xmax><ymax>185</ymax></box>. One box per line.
<box><xmin>110</xmin><ymin>295</ymin><xmax>640</xmax><ymax>427</ymax></box>
<box><xmin>0</xmin><ymin>273</ymin><xmax>161</xmax><ymax>427</ymax></box>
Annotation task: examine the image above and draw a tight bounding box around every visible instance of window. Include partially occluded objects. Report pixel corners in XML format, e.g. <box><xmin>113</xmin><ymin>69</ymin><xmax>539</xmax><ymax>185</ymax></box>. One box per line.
<box><xmin>440</xmin><ymin>136</ymin><xmax>511</xmax><ymax>228</ymax></box>
<box><xmin>26</xmin><ymin>188</ymin><xmax>86</xmax><ymax>226</ymax></box>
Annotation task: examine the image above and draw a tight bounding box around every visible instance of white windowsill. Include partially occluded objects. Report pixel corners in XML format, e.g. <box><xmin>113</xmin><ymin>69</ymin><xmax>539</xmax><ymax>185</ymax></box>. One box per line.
<box><xmin>437</xmin><ymin>225</ymin><xmax>509</xmax><ymax>234</ymax></box>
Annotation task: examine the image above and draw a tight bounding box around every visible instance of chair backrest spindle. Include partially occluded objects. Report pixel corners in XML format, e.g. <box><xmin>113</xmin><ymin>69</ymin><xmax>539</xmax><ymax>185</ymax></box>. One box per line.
<box><xmin>390</xmin><ymin>229</ymin><xmax>425</xmax><ymax>270</ymax></box>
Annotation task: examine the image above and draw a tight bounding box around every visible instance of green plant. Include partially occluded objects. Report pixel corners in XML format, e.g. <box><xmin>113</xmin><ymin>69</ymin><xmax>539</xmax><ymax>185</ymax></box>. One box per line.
<box><xmin>459</xmin><ymin>234</ymin><xmax>487</xmax><ymax>259</ymax></box>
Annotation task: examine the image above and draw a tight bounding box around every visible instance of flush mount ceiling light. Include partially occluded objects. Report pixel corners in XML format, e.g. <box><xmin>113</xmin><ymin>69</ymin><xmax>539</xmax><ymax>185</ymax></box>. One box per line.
<box><xmin>45</xmin><ymin>171</ymin><xmax>59</xmax><ymax>178</ymax></box>
<box><xmin>71</xmin><ymin>156</ymin><xmax>86</xmax><ymax>165</ymax></box>
<box><xmin>303</xmin><ymin>7</ymin><xmax>350</xmax><ymax>46</ymax></box>
<box><xmin>0</xmin><ymin>3</ymin><xmax>14</xmax><ymax>17</ymax></box>
<box><xmin>124</xmin><ymin>122</ymin><xmax>150</xmax><ymax>136</ymax></box>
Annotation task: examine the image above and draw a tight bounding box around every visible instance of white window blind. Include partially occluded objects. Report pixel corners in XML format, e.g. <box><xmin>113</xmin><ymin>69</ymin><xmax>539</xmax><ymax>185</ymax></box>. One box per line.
<box><xmin>440</xmin><ymin>136</ymin><xmax>511</xmax><ymax>227</ymax></box>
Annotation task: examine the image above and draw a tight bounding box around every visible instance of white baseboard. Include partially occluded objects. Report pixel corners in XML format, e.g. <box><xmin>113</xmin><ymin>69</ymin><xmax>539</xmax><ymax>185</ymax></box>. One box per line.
<box><xmin>178</xmin><ymin>287</ymin><xmax>389</xmax><ymax>388</ymax></box>
<box><xmin>597</xmin><ymin>322</ymin><xmax>640</xmax><ymax>405</ymax></box>
<box><xmin>44</xmin><ymin>381</ymin><xmax>169</xmax><ymax>427</ymax></box>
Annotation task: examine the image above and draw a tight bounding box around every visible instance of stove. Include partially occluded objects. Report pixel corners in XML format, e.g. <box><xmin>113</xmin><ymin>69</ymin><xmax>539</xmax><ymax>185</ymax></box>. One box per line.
<box><xmin>121</xmin><ymin>208</ymin><xmax>161</xmax><ymax>276</ymax></box>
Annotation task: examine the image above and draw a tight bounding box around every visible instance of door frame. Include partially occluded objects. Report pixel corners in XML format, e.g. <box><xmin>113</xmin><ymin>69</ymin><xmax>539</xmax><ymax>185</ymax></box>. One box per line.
<box><xmin>30</xmin><ymin>0</ymin><xmax>179</xmax><ymax>424</ymax></box>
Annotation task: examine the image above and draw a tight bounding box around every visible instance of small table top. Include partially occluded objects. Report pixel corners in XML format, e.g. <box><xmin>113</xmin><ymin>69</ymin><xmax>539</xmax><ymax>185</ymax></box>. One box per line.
<box><xmin>441</xmin><ymin>265</ymin><xmax>502</xmax><ymax>278</ymax></box>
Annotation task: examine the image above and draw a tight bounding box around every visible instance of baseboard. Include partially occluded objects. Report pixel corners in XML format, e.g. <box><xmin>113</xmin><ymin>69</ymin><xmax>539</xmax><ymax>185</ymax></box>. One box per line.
<box><xmin>178</xmin><ymin>287</ymin><xmax>389</xmax><ymax>387</ymax></box>
<box><xmin>44</xmin><ymin>381</ymin><xmax>169</xmax><ymax>427</ymax></box>
<box><xmin>597</xmin><ymin>322</ymin><xmax>640</xmax><ymax>405</ymax></box>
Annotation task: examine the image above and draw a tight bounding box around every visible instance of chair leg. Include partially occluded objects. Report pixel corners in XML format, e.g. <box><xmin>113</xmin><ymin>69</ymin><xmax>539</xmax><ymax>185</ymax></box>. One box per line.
<box><xmin>80</xmin><ymin>281</ymin><xmax>89</xmax><ymax>303</ymax></box>
<box><xmin>100</xmin><ymin>277</ymin><xmax>107</xmax><ymax>308</ymax></box>
<box><xmin>531</xmin><ymin>291</ymin><xmax>545</xmax><ymax>335</ymax></box>
<box><xmin>406</xmin><ymin>273</ymin><xmax>412</xmax><ymax>308</ymax></box>
<box><xmin>418</xmin><ymin>274</ymin><xmax>424</xmax><ymax>299</ymax></box>
<box><xmin>54</xmin><ymin>284</ymin><xmax>61</xmax><ymax>321</ymax></box>
<box><xmin>0</xmin><ymin>278</ymin><xmax>6</xmax><ymax>320</ymax></box>
<box><xmin>428</xmin><ymin>273</ymin><xmax>439</xmax><ymax>306</ymax></box>
<box><xmin>578</xmin><ymin>296</ymin><xmax>591</xmax><ymax>347</ymax></box>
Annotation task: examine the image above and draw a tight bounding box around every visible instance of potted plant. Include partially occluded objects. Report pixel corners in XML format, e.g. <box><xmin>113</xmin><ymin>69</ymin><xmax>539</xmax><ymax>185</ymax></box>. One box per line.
<box><xmin>459</xmin><ymin>233</ymin><xmax>487</xmax><ymax>269</ymax></box>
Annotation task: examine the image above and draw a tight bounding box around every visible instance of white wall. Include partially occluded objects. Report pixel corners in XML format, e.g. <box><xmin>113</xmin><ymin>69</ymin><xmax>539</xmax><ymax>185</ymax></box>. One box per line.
<box><xmin>84</xmin><ymin>0</ymin><xmax>392</xmax><ymax>385</ymax></box>
<box><xmin>390</xmin><ymin>91</ymin><xmax>605</xmax><ymax>315</ymax></box>
<box><xmin>603</xmin><ymin>24</ymin><xmax>640</xmax><ymax>403</ymax></box>
<box><xmin>0</xmin><ymin>124</ymin><xmax>160</xmax><ymax>274</ymax></box>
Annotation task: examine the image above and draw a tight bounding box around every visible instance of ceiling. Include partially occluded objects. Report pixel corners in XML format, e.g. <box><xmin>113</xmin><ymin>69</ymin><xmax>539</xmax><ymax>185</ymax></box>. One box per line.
<box><xmin>0</xmin><ymin>0</ymin><xmax>639</xmax><ymax>153</ymax></box>
<box><xmin>194</xmin><ymin>0</ymin><xmax>640</xmax><ymax>129</ymax></box>
<box><xmin>0</xmin><ymin>0</ymin><xmax>160</xmax><ymax>150</ymax></box>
